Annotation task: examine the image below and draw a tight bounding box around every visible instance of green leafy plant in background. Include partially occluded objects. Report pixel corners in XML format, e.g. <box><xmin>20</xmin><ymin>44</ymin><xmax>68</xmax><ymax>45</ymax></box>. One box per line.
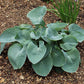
<box><xmin>0</xmin><ymin>6</ymin><xmax>84</xmax><ymax>76</ymax></box>
<box><xmin>48</xmin><ymin>0</ymin><xmax>80</xmax><ymax>24</ymax></box>
<box><xmin>41</xmin><ymin>0</ymin><xmax>54</xmax><ymax>3</ymax></box>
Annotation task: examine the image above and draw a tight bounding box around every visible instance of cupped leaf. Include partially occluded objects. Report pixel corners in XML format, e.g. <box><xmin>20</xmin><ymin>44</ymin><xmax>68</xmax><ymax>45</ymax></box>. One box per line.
<box><xmin>8</xmin><ymin>43</ymin><xmax>26</xmax><ymax>69</ymax></box>
<box><xmin>62</xmin><ymin>48</ymin><xmax>80</xmax><ymax>73</ymax></box>
<box><xmin>27</xmin><ymin>41</ymin><xmax>47</xmax><ymax>64</ymax></box>
<box><xmin>69</xmin><ymin>24</ymin><xmax>84</xmax><ymax>42</ymax></box>
<box><xmin>41</xmin><ymin>28</ymin><xmax>51</xmax><ymax>43</ymax></box>
<box><xmin>52</xmin><ymin>47</ymin><xmax>65</xmax><ymax>67</ymax></box>
<box><xmin>27</xmin><ymin>6</ymin><xmax>47</xmax><ymax>25</ymax></box>
<box><xmin>60</xmin><ymin>33</ymin><xmax>67</xmax><ymax>37</ymax></box>
<box><xmin>0</xmin><ymin>43</ymin><xmax>6</xmax><ymax>54</ymax></box>
<box><xmin>47</xmin><ymin>22</ymin><xmax>68</xmax><ymax>31</ymax></box>
<box><xmin>70</xmin><ymin>31</ymin><xmax>84</xmax><ymax>42</ymax></box>
<box><xmin>30</xmin><ymin>28</ymin><xmax>42</xmax><ymax>40</ymax></box>
<box><xmin>60</xmin><ymin>35</ymin><xmax>78</xmax><ymax>50</ymax></box>
<box><xmin>61</xmin><ymin>29</ymin><xmax>69</xmax><ymax>33</ymax></box>
<box><xmin>0</xmin><ymin>28</ymin><xmax>20</xmax><ymax>42</ymax></box>
<box><xmin>47</xmin><ymin>28</ymin><xmax>63</xmax><ymax>41</ymax></box>
<box><xmin>69</xmin><ymin>23</ymin><xmax>84</xmax><ymax>34</ymax></box>
<box><xmin>32</xmin><ymin>55</ymin><xmax>53</xmax><ymax>76</ymax></box>
<box><xmin>43</xmin><ymin>44</ymin><xmax>52</xmax><ymax>58</ymax></box>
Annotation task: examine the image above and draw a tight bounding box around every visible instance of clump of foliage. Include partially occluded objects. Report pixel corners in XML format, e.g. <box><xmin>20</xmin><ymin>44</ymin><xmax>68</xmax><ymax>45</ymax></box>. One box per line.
<box><xmin>0</xmin><ymin>6</ymin><xmax>84</xmax><ymax>76</ymax></box>
<box><xmin>41</xmin><ymin>0</ymin><xmax>53</xmax><ymax>3</ymax></box>
<box><xmin>48</xmin><ymin>0</ymin><xmax>80</xmax><ymax>24</ymax></box>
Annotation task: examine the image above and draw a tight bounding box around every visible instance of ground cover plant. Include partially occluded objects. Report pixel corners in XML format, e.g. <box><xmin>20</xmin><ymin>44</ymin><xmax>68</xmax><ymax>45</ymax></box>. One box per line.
<box><xmin>0</xmin><ymin>6</ymin><xmax>84</xmax><ymax>76</ymax></box>
<box><xmin>41</xmin><ymin>0</ymin><xmax>54</xmax><ymax>3</ymax></box>
<box><xmin>48</xmin><ymin>0</ymin><xmax>80</xmax><ymax>24</ymax></box>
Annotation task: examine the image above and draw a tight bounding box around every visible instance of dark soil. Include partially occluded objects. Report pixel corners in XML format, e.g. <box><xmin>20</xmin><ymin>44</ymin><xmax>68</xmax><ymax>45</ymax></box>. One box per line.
<box><xmin>0</xmin><ymin>0</ymin><xmax>84</xmax><ymax>84</ymax></box>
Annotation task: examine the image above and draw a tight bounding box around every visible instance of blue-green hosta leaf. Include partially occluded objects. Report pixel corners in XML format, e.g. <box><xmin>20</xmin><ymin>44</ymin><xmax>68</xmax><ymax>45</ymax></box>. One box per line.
<box><xmin>30</xmin><ymin>28</ymin><xmax>42</xmax><ymax>40</ymax></box>
<box><xmin>15</xmin><ymin>29</ymin><xmax>31</xmax><ymax>43</ymax></box>
<box><xmin>47</xmin><ymin>28</ymin><xmax>63</xmax><ymax>41</ymax></box>
<box><xmin>40</xmin><ymin>20</ymin><xmax>45</xmax><ymax>27</ymax></box>
<box><xmin>0</xmin><ymin>28</ymin><xmax>20</xmax><ymax>42</ymax></box>
<box><xmin>69</xmin><ymin>23</ymin><xmax>84</xmax><ymax>34</ymax></box>
<box><xmin>62</xmin><ymin>48</ymin><xmax>80</xmax><ymax>73</ymax></box>
<box><xmin>52</xmin><ymin>47</ymin><xmax>65</xmax><ymax>67</ymax></box>
<box><xmin>61</xmin><ymin>29</ymin><xmax>69</xmax><ymax>33</ymax></box>
<box><xmin>32</xmin><ymin>55</ymin><xmax>53</xmax><ymax>76</ymax></box>
<box><xmin>70</xmin><ymin>31</ymin><xmax>84</xmax><ymax>42</ymax></box>
<box><xmin>27</xmin><ymin>41</ymin><xmax>47</xmax><ymax>64</ymax></box>
<box><xmin>27</xmin><ymin>6</ymin><xmax>47</xmax><ymax>25</ymax></box>
<box><xmin>0</xmin><ymin>43</ymin><xmax>6</xmax><ymax>54</ymax></box>
<box><xmin>41</xmin><ymin>28</ymin><xmax>51</xmax><ymax>43</ymax></box>
<box><xmin>60</xmin><ymin>32</ymin><xmax>67</xmax><ymax>37</ymax></box>
<box><xmin>60</xmin><ymin>35</ymin><xmax>78</xmax><ymax>50</ymax></box>
<box><xmin>47</xmin><ymin>22</ymin><xmax>68</xmax><ymax>31</ymax></box>
<box><xmin>14</xmin><ymin>25</ymin><xmax>33</xmax><ymax>33</ymax></box>
<box><xmin>69</xmin><ymin>24</ymin><xmax>84</xmax><ymax>42</ymax></box>
<box><xmin>43</xmin><ymin>44</ymin><xmax>52</xmax><ymax>58</ymax></box>
<box><xmin>8</xmin><ymin>43</ymin><xmax>26</xmax><ymax>69</ymax></box>
<box><xmin>19</xmin><ymin>24</ymin><xmax>32</xmax><ymax>29</ymax></box>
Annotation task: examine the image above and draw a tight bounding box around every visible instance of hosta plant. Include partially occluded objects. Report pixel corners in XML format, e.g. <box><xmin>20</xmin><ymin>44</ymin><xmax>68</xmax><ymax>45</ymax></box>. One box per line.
<box><xmin>0</xmin><ymin>6</ymin><xmax>84</xmax><ymax>76</ymax></box>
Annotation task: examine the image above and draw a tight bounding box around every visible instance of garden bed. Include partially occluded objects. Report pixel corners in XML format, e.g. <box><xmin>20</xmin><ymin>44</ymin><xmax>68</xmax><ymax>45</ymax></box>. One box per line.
<box><xmin>0</xmin><ymin>0</ymin><xmax>84</xmax><ymax>84</ymax></box>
